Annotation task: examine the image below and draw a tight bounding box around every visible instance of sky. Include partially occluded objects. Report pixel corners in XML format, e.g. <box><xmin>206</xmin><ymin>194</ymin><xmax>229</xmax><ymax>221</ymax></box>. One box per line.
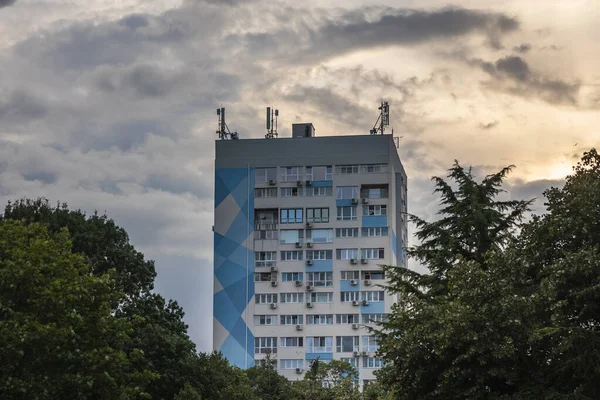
<box><xmin>0</xmin><ymin>0</ymin><xmax>599</xmax><ymax>352</ymax></box>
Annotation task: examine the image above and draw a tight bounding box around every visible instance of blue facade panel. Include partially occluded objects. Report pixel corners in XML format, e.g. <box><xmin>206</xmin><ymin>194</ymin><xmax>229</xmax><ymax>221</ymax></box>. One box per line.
<box><xmin>213</xmin><ymin>167</ymin><xmax>255</xmax><ymax>369</ymax></box>
<box><xmin>306</xmin><ymin>353</ymin><xmax>333</xmax><ymax>361</ymax></box>
<box><xmin>340</xmin><ymin>280</ymin><xmax>360</xmax><ymax>292</ymax></box>
<box><xmin>311</xmin><ymin>180</ymin><xmax>333</xmax><ymax>187</ymax></box>
<box><xmin>361</xmin><ymin>301</ymin><xmax>385</xmax><ymax>314</ymax></box>
<box><xmin>336</xmin><ymin>199</ymin><xmax>355</xmax><ymax>207</ymax></box>
<box><xmin>362</xmin><ymin>215</ymin><xmax>388</xmax><ymax>227</ymax></box>
<box><xmin>306</xmin><ymin>259</ymin><xmax>333</xmax><ymax>272</ymax></box>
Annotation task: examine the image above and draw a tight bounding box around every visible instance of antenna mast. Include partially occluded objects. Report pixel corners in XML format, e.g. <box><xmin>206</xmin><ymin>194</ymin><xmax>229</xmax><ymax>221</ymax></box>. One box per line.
<box><xmin>370</xmin><ymin>101</ymin><xmax>390</xmax><ymax>135</ymax></box>
<box><xmin>216</xmin><ymin>107</ymin><xmax>239</xmax><ymax>140</ymax></box>
<box><xmin>265</xmin><ymin>107</ymin><xmax>279</xmax><ymax>139</ymax></box>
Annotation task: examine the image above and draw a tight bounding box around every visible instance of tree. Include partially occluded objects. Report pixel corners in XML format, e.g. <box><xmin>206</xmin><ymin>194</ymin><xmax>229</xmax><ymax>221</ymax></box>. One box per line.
<box><xmin>292</xmin><ymin>359</ymin><xmax>360</xmax><ymax>400</ymax></box>
<box><xmin>246</xmin><ymin>352</ymin><xmax>293</xmax><ymax>400</ymax></box>
<box><xmin>377</xmin><ymin>162</ymin><xmax>535</xmax><ymax>399</ymax></box>
<box><xmin>0</xmin><ymin>220</ymin><xmax>155</xmax><ymax>399</ymax></box>
<box><xmin>191</xmin><ymin>351</ymin><xmax>257</xmax><ymax>400</ymax></box>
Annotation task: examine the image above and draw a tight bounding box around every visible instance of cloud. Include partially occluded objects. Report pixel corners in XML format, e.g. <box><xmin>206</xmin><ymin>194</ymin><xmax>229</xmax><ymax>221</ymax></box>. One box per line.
<box><xmin>513</xmin><ymin>43</ymin><xmax>531</xmax><ymax>53</ymax></box>
<box><xmin>0</xmin><ymin>0</ymin><xmax>16</xmax><ymax>8</ymax></box>
<box><xmin>479</xmin><ymin>120</ymin><xmax>498</xmax><ymax>130</ymax></box>
<box><xmin>0</xmin><ymin>90</ymin><xmax>48</xmax><ymax>122</ymax></box>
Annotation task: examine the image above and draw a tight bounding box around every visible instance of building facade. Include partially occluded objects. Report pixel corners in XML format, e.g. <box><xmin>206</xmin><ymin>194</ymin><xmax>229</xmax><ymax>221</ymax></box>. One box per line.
<box><xmin>213</xmin><ymin>127</ymin><xmax>407</xmax><ymax>387</ymax></box>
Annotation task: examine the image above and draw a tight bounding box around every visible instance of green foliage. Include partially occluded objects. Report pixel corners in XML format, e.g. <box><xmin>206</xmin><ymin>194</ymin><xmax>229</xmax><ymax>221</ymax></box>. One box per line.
<box><xmin>291</xmin><ymin>359</ymin><xmax>361</xmax><ymax>400</ymax></box>
<box><xmin>246</xmin><ymin>352</ymin><xmax>293</xmax><ymax>400</ymax></box>
<box><xmin>0</xmin><ymin>220</ymin><xmax>155</xmax><ymax>399</ymax></box>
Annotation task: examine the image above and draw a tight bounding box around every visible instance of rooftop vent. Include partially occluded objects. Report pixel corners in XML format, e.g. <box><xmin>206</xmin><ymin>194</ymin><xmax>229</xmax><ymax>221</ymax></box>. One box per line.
<box><xmin>292</xmin><ymin>123</ymin><xmax>315</xmax><ymax>138</ymax></box>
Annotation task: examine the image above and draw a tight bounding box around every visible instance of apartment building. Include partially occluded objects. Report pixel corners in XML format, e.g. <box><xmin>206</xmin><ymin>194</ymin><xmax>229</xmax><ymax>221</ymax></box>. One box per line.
<box><xmin>213</xmin><ymin>124</ymin><xmax>407</xmax><ymax>387</ymax></box>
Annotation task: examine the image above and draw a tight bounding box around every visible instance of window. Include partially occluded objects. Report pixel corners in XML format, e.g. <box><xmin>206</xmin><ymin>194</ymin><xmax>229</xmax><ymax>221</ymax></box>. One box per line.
<box><xmin>341</xmin><ymin>292</ymin><xmax>360</xmax><ymax>302</ymax></box>
<box><xmin>359</xmin><ymin>164</ymin><xmax>388</xmax><ymax>173</ymax></box>
<box><xmin>362</xmin><ymin>227</ymin><xmax>388</xmax><ymax>237</ymax></box>
<box><xmin>337</xmin><ymin>207</ymin><xmax>357</xmax><ymax>221</ymax></box>
<box><xmin>340</xmin><ymin>358</ymin><xmax>359</xmax><ymax>368</ymax></box>
<box><xmin>256</xmin><ymin>358</ymin><xmax>277</xmax><ymax>367</ymax></box>
<box><xmin>308</xmin><ymin>292</ymin><xmax>333</xmax><ymax>303</ymax></box>
<box><xmin>363</xmin><ymin>205</ymin><xmax>387</xmax><ymax>216</ymax></box>
<box><xmin>255</xmin><ymin>252</ymin><xmax>277</xmax><ymax>267</ymax></box>
<box><xmin>336</xmin><ymin>186</ymin><xmax>359</xmax><ymax>199</ymax></box>
<box><xmin>254</xmin><ymin>315</ymin><xmax>277</xmax><ymax>325</ymax></box>
<box><xmin>335</xmin><ymin>165</ymin><xmax>359</xmax><ymax>174</ymax></box>
<box><xmin>340</xmin><ymin>271</ymin><xmax>359</xmax><ymax>280</ymax></box>
<box><xmin>255</xmin><ymin>230</ymin><xmax>278</xmax><ymax>240</ymax></box>
<box><xmin>362</xmin><ymin>336</ymin><xmax>380</xmax><ymax>352</ymax></box>
<box><xmin>307</xmin><ymin>272</ymin><xmax>333</xmax><ymax>287</ymax></box>
<box><xmin>306</xmin><ymin>229</ymin><xmax>333</xmax><ymax>243</ymax></box>
<box><xmin>362</xmin><ymin>314</ymin><xmax>388</xmax><ymax>324</ymax></box>
<box><xmin>281</xmin><ymin>315</ymin><xmax>303</xmax><ymax>325</ymax></box>
<box><xmin>280</xmin><ymin>359</ymin><xmax>303</xmax><ymax>369</ymax></box>
<box><xmin>254</xmin><ymin>272</ymin><xmax>272</xmax><ymax>282</ymax></box>
<box><xmin>281</xmin><ymin>187</ymin><xmax>303</xmax><ymax>197</ymax></box>
<box><xmin>255</xmin><ymin>337</ymin><xmax>277</xmax><ymax>354</ymax></box>
<box><xmin>336</xmin><ymin>336</ymin><xmax>359</xmax><ymax>352</ymax></box>
<box><xmin>280</xmin><ymin>166</ymin><xmax>302</xmax><ymax>182</ymax></box>
<box><xmin>306</xmin><ymin>166</ymin><xmax>332</xmax><ymax>180</ymax></box>
<box><xmin>281</xmin><ymin>272</ymin><xmax>303</xmax><ymax>282</ymax></box>
<box><xmin>360</xmin><ymin>186</ymin><xmax>388</xmax><ymax>199</ymax></box>
<box><xmin>336</xmin><ymin>249</ymin><xmax>358</xmax><ymax>260</ymax></box>
<box><xmin>255</xmin><ymin>188</ymin><xmax>278</xmax><ymax>198</ymax></box>
<box><xmin>306</xmin><ymin>186</ymin><xmax>332</xmax><ymax>197</ymax></box>
<box><xmin>306</xmin><ymin>250</ymin><xmax>333</xmax><ymax>260</ymax></box>
<box><xmin>281</xmin><ymin>250</ymin><xmax>303</xmax><ymax>261</ymax></box>
<box><xmin>280</xmin><ymin>230</ymin><xmax>304</xmax><ymax>244</ymax></box>
<box><xmin>255</xmin><ymin>293</ymin><xmax>277</xmax><ymax>304</ymax></box>
<box><xmin>281</xmin><ymin>208</ymin><xmax>303</xmax><ymax>223</ymax></box>
<box><xmin>280</xmin><ymin>337</ymin><xmax>304</xmax><ymax>347</ymax></box>
<box><xmin>361</xmin><ymin>248</ymin><xmax>384</xmax><ymax>259</ymax></box>
<box><xmin>306</xmin><ymin>336</ymin><xmax>333</xmax><ymax>353</ymax></box>
<box><xmin>363</xmin><ymin>271</ymin><xmax>385</xmax><ymax>280</ymax></box>
<box><xmin>363</xmin><ymin>357</ymin><xmax>385</xmax><ymax>368</ymax></box>
<box><xmin>336</xmin><ymin>314</ymin><xmax>360</xmax><ymax>324</ymax></box>
<box><xmin>306</xmin><ymin>314</ymin><xmax>333</xmax><ymax>325</ymax></box>
<box><xmin>255</xmin><ymin>168</ymin><xmax>277</xmax><ymax>183</ymax></box>
<box><xmin>306</xmin><ymin>208</ymin><xmax>329</xmax><ymax>223</ymax></box>
<box><xmin>281</xmin><ymin>293</ymin><xmax>304</xmax><ymax>303</ymax></box>
<box><xmin>362</xmin><ymin>291</ymin><xmax>385</xmax><ymax>302</ymax></box>
<box><xmin>336</xmin><ymin>227</ymin><xmax>359</xmax><ymax>237</ymax></box>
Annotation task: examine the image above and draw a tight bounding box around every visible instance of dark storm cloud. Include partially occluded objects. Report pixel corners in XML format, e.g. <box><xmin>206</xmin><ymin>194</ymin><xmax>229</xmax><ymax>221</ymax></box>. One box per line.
<box><xmin>235</xmin><ymin>7</ymin><xmax>519</xmax><ymax>63</ymax></box>
<box><xmin>479</xmin><ymin>121</ymin><xmax>498</xmax><ymax>130</ymax></box>
<box><xmin>513</xmin><ymin>43</ymin><xmax>531</xmax><ymax>53</ymax></box>
<box><xmin>119</xmin><ymin>14</ymin><xmax>150</xmax><ymax>30</ymax></box>
<box><xmin>22</xmin><ymin>171</ymin><xmax>58</xmax><ymax>184</ymax></box>
<box><xmin>468</xmin><ymin>55</ymin><xmax>580</xmax><ymax>105</ymax></box>
<box><xmin>0</xmin><ymin>90</ymin><xmax>48</xmax><ymax>122</ymax></box>
<box><xmin>0</xmin><ymin>0</ymin><xmax>16</xmax><ymax>8</ymax></box>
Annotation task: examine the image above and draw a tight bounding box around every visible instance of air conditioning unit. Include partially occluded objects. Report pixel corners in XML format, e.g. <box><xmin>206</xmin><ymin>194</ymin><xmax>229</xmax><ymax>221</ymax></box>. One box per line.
<box><xmin>306</xmin><ymin>242</ymin><xmax>313</xmax><ymax>248</ymax></box>
<box><xmin>350</xmin><ymin>258</ymin><xmax>358</xmax><ymax>265</ymax></box>
<box><xmin>295</xmin><ymin>368</ymin><xmax>303</xmax><ymax>374</ymax></box>
<box><xmin>352</xmin><ymin>300</ymin><xmax>360</xmax><ymax>306</ymax></box>
<box><xmin>362</xmin><ymin>300</ymin><xmax>369</xmax><ymax>306</ymax></box>
<box><xmin>306</xmin><ymin>302</ymin><xmax>313</xmax><ymax>308</ymax></box>
<box><xmin>295</xmin><ymin>242</ymin><xmax>302</xmax><ymax>248</ymax></box>
<box><xmin>351</xmin><ymin>198</ymin><xmax>358</xmax><ymax>204</ymax></box>
<box><xmin>270</xmin><ymin>303</ymin><xmax>277</xmax><ymax>309</ymax></box>
<box><xmin>360</xmin><ymin>258</ymin><xmax>368</xmax><ymax>264</ymax></box>
<box><xmin>352</xmin><ymin>323</ymin><xmax>359</xmax><ymax>330</ymax></box>
<box><xmin>306</xmin><ymin>259</ymin><xmax>313</xmax><ymax>266</ymax></box>
<box><xmin>305</xmin><ymin>222</ymin><xmax>312</xmax><ymax>228</ymax></box>
<box><xmin>268</xmin><ymin>179</ymin><xmax>276</xmax><ymax>186</ymax></box>
<box><xmin>306</xmin><ymin>285</ymin><xmax>313</xmax><ymax>291</ymax></box>
<box><xmin>364</xmin><ymin>279</ymin><xmax>371</xmax><ymax>286</ymax></box>
<box><xmin>296</xmin><ymin>180</ymin><xmax>303</xmax><ymax>187</ymax></box>
<box><xmin>350</xmin><ymin>279</ymin><xmax>357</xmax><ymax>286</ymax></box>
<box><xmin>271</xmin><ymin>266</ymin><xmax>278</xmax><ymax>272</ymax></box>
<box><xmin>353</xmin><ymin>351</ymin><xmax>360</xmax><ymax>357</ymax></box>
<box><xmin>271</xmin><ymin>281</ymin><xmax>278</xmax><ymax>287</ymax></box>
<box><xmin>361</xmin><ymin>198</ymin><xmax>369</xmax><ymax>204</ymax></box>
<box><xmin>296</xmin><ymin>324</ymin><xmax>303</xmax><ymax>331</ymax></box>
<box><xmin>305</xmin><ymin>180</ymin><xmax>312</xmax><ymax>186</ymax></box>
<box><xmin>361</xmin><ymin>351</ymin><xmax>368</xmax><ymax>357</ymax></box>
<box><xmin>295</xmin><ymin>280</ymin><xmax>302</xmax><ymax>286</ymax></box>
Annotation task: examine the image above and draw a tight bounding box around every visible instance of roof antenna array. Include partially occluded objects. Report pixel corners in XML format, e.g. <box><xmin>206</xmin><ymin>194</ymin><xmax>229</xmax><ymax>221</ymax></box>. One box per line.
<box><xmin>265</xmin><ymin>107</ymin><xmax>278</xmax><ymax>139</ymax></box>
<box><xmin>216</xmin><ymin>107</ymin><xmax>239</xmax><ymax>140</ymax></box>
<box><xmin>370</xmin><ymin>101</ymin><xmax>390</xmax><ymax>135</ymax></box>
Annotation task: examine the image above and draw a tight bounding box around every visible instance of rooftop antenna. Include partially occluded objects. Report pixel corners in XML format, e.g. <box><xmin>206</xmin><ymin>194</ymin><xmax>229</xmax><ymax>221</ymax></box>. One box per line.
<box><xmin>216</xmin><ymin>107</ymin><xmax>239</xmax><ymax>140</ymax></box>
<box><xmin>370</xmin><ymin>101</ymin><xmax>390</xmax><ymax>135</ymax></box>
<box><xmin>265</xmin><ymin>107</ymin><xmax>279</xmax><ymax>139</ymax></box>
